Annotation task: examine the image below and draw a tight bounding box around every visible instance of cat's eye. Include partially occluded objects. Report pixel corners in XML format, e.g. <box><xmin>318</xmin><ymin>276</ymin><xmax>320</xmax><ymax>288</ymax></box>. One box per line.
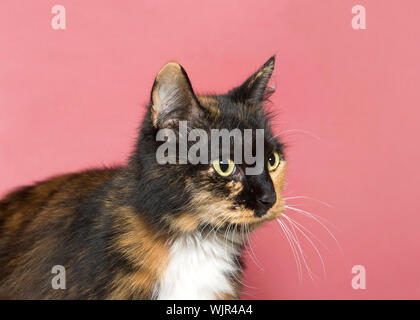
<box><xmin>212</xmin><ymin>159</ymin><xmax>236</xmax><ymax>177</ymax></box>
<box><xmin>267</xmin><ymin>151</ymin><xmax>280</xmax><ymax>171</ymax></box>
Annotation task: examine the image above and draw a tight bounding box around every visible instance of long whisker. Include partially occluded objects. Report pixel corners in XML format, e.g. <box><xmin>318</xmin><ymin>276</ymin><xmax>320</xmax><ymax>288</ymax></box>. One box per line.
<box><xmin>227</xmin><ymin>226</ymin><xmax>256</xmax><ymax>290</ymax></box>
<box><xmin>203</xmin><ymin>223</ymin><xmax>253</xmax><ymax>291</ymax></box>
<box><xmin>224</xmin><ymin>222</ymin><xmax>232</xmax><ymax>261</ymax></box>
<box><xmin>285</xmin><ymin>204</ymin><xmax>335</xmax><ymax>230</ymax></box>
<box><xmin>271</xmin><ymin>129</ymin><xmax>322</xmax><ymax>141</ymax></box>
<box><xmin>204</xmin><ymin>214</ymin><xmax>231</xmax><ymax>241</ymax></box>
<box><xmin>284</xmin><ymin>203</ymin><xmax>339</xmax><ymax>231</ymax></box>
<box><xmin>233</xmin><ymin>225</ymin><xmax>258</xmax><ymax>290</ymax></box>
<box><xmin>283</xmin><ymin>196</ymin><xmax>333</xmax><ymax>208</ymax></box>
<box><xmin>281</xmin><ymin>218</ymin><xmax>316</xmax><ymax>281</ymax></box>
<box><xmin>282</xmin><ymin>212</ymin><xmax>332</xmax><ymax>253</ymax></box>
<box><xmin>283</xmin><ymin>213</ymin><xmax>326</xmax><ymax>277</ymax></box>
<box><xmin>244</xmin><ymin>224</ymin><xmax>264</xmax><ymax>271</ymax></box>
<box><xmin>277</xmin><ymin>219</ymin><xmax>302</xmax><ymax>282</ymax></box>
<box><xmin>231</xmin><ymin>224</ymin><xmax>239</xmax><ymax>260</ymax></box>
<box><xmin>285</xmin><ymin>205</ymin><xmax>342</xmax><ymax>251</ymax></box>
<box><xmin>285</xmin><ymin>218</ymin><xmax>317</xmax><ymax>281</ymax></box>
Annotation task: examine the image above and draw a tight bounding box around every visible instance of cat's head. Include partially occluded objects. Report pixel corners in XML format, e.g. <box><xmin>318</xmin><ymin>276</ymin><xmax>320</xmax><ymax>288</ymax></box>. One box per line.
<box><xmin>134</xmin><ymin>57</ymin><xmax>286</xmax><ymax>234</ymax></box>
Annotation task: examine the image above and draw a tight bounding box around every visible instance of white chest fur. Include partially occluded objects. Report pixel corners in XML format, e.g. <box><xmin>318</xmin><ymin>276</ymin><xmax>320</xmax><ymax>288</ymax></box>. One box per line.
<box><xmin>155</xmin><ymin>232</ymin><xmax>241</xmax><ymax>300</ymax></box>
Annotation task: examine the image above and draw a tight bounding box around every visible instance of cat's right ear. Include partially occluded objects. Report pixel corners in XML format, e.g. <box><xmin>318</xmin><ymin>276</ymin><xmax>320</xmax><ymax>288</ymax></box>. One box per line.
<box><xmin>228</xmin><ymin>56</ymin><xmax>275</xmax><ymax>106</ymax></box>
<box><xmin>150</xmin><ymin>62</ymin><xmax>202</xmax><ymax>128</ymax></box>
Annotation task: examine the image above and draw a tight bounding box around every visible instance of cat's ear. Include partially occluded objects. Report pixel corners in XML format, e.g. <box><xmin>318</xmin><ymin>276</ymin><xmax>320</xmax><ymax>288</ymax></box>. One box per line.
<box><xmin>150</xmin><ymin>62</ymin><xmax>202</xmax><ymax>128</ymax></box>
<box><xmin>229</xmin><ymin>56</ymin><xmax>275</xmax><ymax>105</ymax></box>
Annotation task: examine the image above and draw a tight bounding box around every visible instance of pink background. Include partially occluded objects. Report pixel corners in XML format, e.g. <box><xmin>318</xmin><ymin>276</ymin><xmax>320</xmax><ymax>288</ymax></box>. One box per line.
<box><xmin>1</xmin><ymin>0</ymin><xmax>419</xmax><ymax>299</ymax></box>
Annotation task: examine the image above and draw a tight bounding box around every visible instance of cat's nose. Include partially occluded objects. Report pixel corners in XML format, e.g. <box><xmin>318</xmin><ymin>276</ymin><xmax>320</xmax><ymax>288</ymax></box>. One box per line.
<box><xmin>255</xmin><ymin>192</ymin><xmax>276</xmax><ymax>217</ymax></box>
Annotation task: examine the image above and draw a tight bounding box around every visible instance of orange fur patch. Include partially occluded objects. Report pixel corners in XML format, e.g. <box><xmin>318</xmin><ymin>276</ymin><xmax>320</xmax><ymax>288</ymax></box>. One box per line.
<box><xmin>113</xmin><ymin>207</ymin><xmax>169</xmax><ymax>276</ymax></box>
<box><xmin>110</xmin><ymin>206</ymin><xmax>170</xmax><ymax>298</ymax></box>
<box><xmin>197</xmin><ymin>95</ymin><xmax>221</xmax><ymax>117</ymax></box>
<box><xmin>170</xmin><ymin>213</ymin><xmax>200</xmax><ymax>233</ymax></box>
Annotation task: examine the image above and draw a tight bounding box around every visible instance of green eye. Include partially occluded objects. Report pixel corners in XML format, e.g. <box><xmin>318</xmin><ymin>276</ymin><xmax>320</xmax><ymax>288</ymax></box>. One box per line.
<box><xmin>212</xmin><ymin>159</ymin><xmax>236</xmax><ymax>177</ymax></box>
<box><xmin>267</xmin><ymin>151</ymin><xmax>280</xmax><ymax>171</ymax></box>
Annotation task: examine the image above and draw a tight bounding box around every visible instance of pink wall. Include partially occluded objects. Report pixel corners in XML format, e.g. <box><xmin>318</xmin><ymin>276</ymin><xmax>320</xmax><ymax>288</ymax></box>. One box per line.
<box><xmin>1</xmin><ymin>0</ymin><xmax>419</xmax><ymax>299</ymax></box>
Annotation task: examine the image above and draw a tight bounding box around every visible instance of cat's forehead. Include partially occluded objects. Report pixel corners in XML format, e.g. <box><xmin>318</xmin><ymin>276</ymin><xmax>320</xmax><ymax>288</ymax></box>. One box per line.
<box><xmin>197</xmin><ymin>95</ymin><xmax>221</xmax><ymax>119</ymax></box>
<box><xmin>197</xmin><ymin>94</ymin><xmax>266</xmax><ymax>130</ymax></box>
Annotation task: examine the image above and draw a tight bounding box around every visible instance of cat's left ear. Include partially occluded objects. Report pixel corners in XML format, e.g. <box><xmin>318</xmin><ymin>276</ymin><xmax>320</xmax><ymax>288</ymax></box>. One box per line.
<box><xmin>229</xmin><ymin>56</ymin><xmax>275</xmax><ymax>105</ymax></box>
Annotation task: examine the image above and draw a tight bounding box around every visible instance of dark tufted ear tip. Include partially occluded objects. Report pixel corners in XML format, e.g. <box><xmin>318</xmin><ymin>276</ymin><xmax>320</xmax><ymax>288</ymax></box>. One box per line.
<box><xmin>229</xmin><ymin>56</ymin><xmax>276</xmax><ymax>105</ymax></box>
<box><xmin>264</xmin><ymin>56</ymin><xmax>275</xmax><ymax>69</ymax></box>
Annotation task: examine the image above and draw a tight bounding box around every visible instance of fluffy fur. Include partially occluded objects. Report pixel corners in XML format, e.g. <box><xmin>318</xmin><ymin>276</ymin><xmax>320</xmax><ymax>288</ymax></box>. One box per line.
<box><xmin>0</xmin><ymin>57</ymin><xmax>286</xmax><ymax>299</ymax></box>
<box><xmin>154</xmin><ymin>232</ymin><xmax>241</xmax><ymax>300</ymax></box>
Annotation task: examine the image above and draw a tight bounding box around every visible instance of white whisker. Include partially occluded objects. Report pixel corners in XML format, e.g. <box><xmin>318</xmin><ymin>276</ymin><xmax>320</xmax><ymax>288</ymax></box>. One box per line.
<box><xmin>281</xmin><ymin>218</ymin><xmax>316</xmax><ymax>281</ymax></box>
<box><xmin>283</xmin><ymin>213</ymin><xmax>326</xmax><ymax>277</ymax></box>
<box><xmin>277</xmin><ymin>219</ymin><xmax>303</xmax><ymax>282</ymax></box>
<box><xmin>283</xmin><ymin>213</ymin><xmax>332</xmax><ymax>253</ymax></box>
<box><xmin>285</xmin><ymin>205</ymin><xmax>342</xmax><ymax>251</ymax></box>
<box><xmin>272</xmin><ymin>129</ymin><xmax>322</xmax><ymax>141</ymax></box>
<box><xmin>283</xmin><ymin>196</ymin><xmax>333</xmax><ymax>208</ymax></box>
<box><xmin>245</xmin><ymin>224</ymin><xmax>264</xmax><ymax>271</ymax></box>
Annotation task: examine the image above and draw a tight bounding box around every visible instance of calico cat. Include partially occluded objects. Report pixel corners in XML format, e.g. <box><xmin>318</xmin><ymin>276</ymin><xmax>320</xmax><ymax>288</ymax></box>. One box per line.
<box><xmin>0</xmin><ymin>56</ymin><xmax>286</xmax><ymax>299</ymax></box>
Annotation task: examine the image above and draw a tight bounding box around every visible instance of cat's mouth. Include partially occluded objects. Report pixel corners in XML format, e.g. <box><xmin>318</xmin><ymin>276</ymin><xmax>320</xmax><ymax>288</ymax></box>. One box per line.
<box><xmin>205</xmin><ymin>203</ymin><xmax>284</xmax><ymax>232</ymax></box>
<box><xmin>228</xmin><ymin>206</ymin><xmax>283</xmax><ymax>226</ymax></box>
<box><xmin>198</xmin><ymin>206</ymin><xmax>283</xmax><ymax>240</ymax></box>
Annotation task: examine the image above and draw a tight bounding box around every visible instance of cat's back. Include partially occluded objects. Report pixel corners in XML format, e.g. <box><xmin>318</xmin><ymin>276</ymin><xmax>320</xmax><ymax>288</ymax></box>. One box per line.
<box><xmin>0</xmin><ymin>168</ymin><xmax>118</xmax><ymax>234</ymax></box>
<box><xmin>0</xmin><ymin>168</ymin><xmax>119</xmax><ymax>298</ymax></box>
